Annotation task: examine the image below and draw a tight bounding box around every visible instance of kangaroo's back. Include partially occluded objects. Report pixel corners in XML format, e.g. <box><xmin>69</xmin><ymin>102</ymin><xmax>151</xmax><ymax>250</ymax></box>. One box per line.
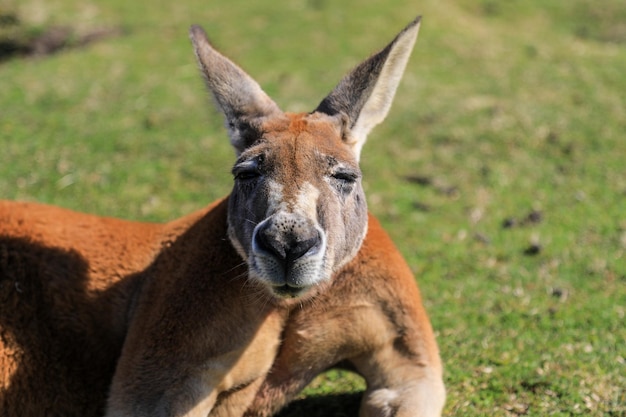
<box><xmin>0</xmin><ymin>200</ymin><xmax>213</xmax><ymax>416</ymax></box>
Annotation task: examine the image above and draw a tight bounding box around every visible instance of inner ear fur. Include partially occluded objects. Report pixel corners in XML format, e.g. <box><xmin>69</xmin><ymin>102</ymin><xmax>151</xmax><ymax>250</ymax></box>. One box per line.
<box><xmin>189</xmin><ymin>25</ymin><xmax>282</xmax><ymax>154</ymax></box>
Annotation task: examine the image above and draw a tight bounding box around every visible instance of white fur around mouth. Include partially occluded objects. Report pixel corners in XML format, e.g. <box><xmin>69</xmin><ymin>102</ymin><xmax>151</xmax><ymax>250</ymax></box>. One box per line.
<box><xmin>249</xmin><ymin>241</ymin><xmax>328</xmax><ymax>293</ymax></box>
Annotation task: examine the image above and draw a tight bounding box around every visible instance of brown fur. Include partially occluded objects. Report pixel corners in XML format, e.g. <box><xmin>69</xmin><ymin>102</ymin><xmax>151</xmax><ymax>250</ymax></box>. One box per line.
<box><xmin>1</xmin><ymin>16</ymin><xmax>444</xmax><ymax>417</ymax></box>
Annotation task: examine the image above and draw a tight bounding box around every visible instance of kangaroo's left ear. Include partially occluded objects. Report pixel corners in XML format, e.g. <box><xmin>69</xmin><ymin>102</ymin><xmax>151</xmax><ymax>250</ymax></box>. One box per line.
<box><xmin>315</xmin><ymin>17</ymin><xmax>421</xmax><ymax>160</ymax></box>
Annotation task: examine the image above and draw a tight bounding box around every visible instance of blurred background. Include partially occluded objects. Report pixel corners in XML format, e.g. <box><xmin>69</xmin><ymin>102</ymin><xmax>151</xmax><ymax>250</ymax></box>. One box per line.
<box><xmin>1</xmin><ymin>0</ymin><xmax>624</xmax><ymax>415</ymax></box>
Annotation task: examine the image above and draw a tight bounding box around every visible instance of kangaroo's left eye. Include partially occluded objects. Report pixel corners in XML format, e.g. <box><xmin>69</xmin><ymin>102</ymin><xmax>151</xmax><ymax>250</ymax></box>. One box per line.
<box><xmin>331</xmin><ymin>171</ymin><xmax>358</xmax><ymax>184</ymax></box>
<box><xmin>329</xmin><ymin>169</ymin><xmax>360</xmax><ymax>194</ymax></box>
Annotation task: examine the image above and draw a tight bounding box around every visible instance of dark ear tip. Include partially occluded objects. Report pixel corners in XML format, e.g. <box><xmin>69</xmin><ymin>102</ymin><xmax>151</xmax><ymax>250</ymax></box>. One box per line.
<box><xmin>406</xmin><ymin>15</ymin><xmax>422</xmax><ymax>30</ymax></box>
<box><xmin>189</xmin><ymin>24</ymin><xmax>208</xmax><ymax>42</ymax></box>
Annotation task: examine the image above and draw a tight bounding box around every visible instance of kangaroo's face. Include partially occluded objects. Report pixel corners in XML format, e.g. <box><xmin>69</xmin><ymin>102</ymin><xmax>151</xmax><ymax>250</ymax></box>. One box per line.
<box><xmin>227</xmin><ymin>113</ymin><xmax>367</xmax><ymax>299</ymax></box>
<box><xmin>189</xmin><ymin>17</ymin><xmax>420</xmax><ymax>301</ymax></box>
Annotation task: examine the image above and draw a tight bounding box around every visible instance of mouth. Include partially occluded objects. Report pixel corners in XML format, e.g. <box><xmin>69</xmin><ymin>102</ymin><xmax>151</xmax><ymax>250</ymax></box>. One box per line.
<box><xmin>249</xmin><ymin>245</ymin><xmax>329</xmax><ymax>301</ymax></box>
<box><xmin>271</xmin><ymin>283</ymin><xmax>311</xmax><ymax>299</ymax></box>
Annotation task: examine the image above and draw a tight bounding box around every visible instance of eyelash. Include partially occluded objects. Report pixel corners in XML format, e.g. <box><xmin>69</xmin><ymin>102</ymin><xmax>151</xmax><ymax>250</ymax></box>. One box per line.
<box><xmin>234</xmin><ymin>170</ymin><xmax>260</xmax><ymax>181</ymax></box>
<box><xmin>233</xmin><ymin>155</ymin><xmax>263</xmax><ymax>181</ymax></box>
<box><xmin>331</xmin><ymin>172</ymin><xmax>358</xmax><ymax>183</ymax></box>
<box><xmin>329</xmin><ymin>170</ymin><xmax>359</xmax><ymax>194</ymax></box>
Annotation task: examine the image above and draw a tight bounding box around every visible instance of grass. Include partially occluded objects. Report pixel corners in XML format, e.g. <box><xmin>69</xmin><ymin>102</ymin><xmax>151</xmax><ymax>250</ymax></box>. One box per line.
<box><xmin>1</xmin><ymin>0</ymin><xmax>625</xmax><ymax>415</ymax></box>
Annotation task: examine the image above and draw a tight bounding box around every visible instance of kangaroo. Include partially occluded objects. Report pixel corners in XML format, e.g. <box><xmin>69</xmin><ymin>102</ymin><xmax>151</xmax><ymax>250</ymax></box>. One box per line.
<box><xmin>0</xmin><ymin>17</ymin><xmax>444</xmax><ymax>417</ymax></box>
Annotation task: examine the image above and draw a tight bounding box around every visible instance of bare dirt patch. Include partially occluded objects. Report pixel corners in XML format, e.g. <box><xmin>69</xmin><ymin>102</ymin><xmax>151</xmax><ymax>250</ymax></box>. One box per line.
<box><xmin>0</xmin><ymin>12</ymin><xmax>123</xmax><ymax>61</ymax></box>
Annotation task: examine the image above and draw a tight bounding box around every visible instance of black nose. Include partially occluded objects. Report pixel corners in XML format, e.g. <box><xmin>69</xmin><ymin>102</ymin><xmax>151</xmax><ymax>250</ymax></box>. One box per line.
<box><xmin>254</xmin><ymin>218</ymin><xmax>321</xmax><ymax>265</ymax></box>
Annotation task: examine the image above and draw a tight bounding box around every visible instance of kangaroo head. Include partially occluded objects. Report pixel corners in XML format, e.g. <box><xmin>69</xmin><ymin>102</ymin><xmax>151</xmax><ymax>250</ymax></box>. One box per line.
<box><xmin>189</xmin><ymin>18</ymin><xmax>420</xmax><ymax>301</ymax></box>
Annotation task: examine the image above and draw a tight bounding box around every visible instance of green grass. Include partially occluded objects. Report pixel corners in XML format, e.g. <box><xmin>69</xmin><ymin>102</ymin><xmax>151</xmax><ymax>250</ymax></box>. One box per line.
<box><xmin>1</xmin><ymin>0</ymin><xmax>625</xmax><ymax>415</ymax></box>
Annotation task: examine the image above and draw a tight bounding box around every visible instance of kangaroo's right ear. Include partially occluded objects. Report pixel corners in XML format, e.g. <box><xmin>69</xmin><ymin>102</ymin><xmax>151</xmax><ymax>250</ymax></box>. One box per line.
<box><xmin>190</xmin><ymin>25</ymin><xmax>282</xmax><ymax>155</ymax></box>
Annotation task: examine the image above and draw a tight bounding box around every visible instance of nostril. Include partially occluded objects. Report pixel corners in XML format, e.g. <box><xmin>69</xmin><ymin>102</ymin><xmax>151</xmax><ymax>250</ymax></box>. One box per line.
<box><xmin>287</xmin><ymin>233</ymin><xmax>321</xmax><ymax>262</ymax></box>
<box><xmin>254</xmin><ymin>221</ymin><xmax>286</xmax><ymax>260</ymax></box>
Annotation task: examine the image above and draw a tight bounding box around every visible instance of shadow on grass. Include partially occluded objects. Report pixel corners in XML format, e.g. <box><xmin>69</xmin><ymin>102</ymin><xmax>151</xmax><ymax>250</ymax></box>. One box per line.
<box><xmin>276</xmin><ymin>392</ymin><xmax>363</xmax><ymax>417</ymax></box>
<box><xmin>0</xmin><ymin>10</ymin><xmax>123</xmax><ymax>62</ymax></box>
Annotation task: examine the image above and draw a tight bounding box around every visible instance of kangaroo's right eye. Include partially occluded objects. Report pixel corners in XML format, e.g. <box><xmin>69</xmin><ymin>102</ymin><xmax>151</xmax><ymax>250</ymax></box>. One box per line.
<box><xmin>232</xmin><ymin>159</ymin><xmax>262</xmax><ymax>182</ymax></box>
<box><xmin>234</xmin><ymin>170</ymin><xmax>260</xmax><ymax>181</ymax></box>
